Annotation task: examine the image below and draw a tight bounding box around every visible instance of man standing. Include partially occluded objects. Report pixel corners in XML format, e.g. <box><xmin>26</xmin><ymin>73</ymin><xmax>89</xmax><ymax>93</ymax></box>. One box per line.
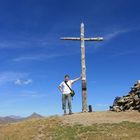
<box><xmin>58</xmin><ymin>75</ymin><xmax>81</xmax><ymax>115</ymax></box>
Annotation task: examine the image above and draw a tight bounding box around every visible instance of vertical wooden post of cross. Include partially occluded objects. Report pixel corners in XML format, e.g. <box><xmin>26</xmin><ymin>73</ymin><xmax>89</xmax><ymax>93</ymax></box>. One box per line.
<box><xmin>80</xmin><ymin>23</ymin><xmax>88</xmax><ymax>112</ymax></box>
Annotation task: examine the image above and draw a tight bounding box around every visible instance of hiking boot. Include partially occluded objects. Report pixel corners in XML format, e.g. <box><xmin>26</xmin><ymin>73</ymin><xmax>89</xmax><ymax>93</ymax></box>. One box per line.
<box><xmin>64</xmin><ymin>110</ymin><xmax>67</xmax><ymax>116</ymax></box>
<box><xmin>69</xmin><ymin>110</ymin><xmax>73</xmax><ymax>115</ymax></box>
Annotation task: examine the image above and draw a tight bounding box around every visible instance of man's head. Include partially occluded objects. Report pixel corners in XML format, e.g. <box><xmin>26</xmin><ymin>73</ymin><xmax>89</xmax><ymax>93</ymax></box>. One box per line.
<box><xmin>137</xmin><ymin>80</ymin><xmax>140</xmax><ymax>84</ymax></box>
<box><xmin>64</xmin><ymin>74</ymin><xmax>70</xmax><ymax>82</ymax></box>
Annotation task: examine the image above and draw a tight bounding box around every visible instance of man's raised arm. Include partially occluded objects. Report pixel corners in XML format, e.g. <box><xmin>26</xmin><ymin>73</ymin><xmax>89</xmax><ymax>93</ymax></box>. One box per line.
<box><xmin>71</xmin><ymin>76</ymin><xmax>81</xmax><ymax>84</ymax></box>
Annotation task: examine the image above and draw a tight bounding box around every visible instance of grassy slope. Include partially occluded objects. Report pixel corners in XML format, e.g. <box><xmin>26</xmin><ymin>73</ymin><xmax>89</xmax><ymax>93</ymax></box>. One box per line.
<box><xmin>0</xmin><ymin>113</ymin><xmax>140</xmax><ymax>140</ymax></box>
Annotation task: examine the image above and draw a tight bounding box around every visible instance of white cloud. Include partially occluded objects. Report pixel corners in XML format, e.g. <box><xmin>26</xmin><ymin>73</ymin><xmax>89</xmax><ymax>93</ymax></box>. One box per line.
<box><xmin>0</xmin><ymin>37</ymin><xmax>49</xmax><ymax>49</ymax></box>
<box><xmin>12</xmin><ymin>52</ymin><xmax>78</xmax><ymax>62</ymax></box>
<box><xmin>14</xmin><ymin>79</ymin><xmax>32</xmax><ymax>85</ymax></box>
<box><xmin>104</xmin><ymin>26</ymin><xmax>140</xmax><ymax>42</ymax></box>
<box><xmin>13</xmin><ymin>56</ymin><xmax>44</xmax><ymax>62</ymax></box>
<box><xmin>0</xmin><ymin>72</ymin><xmax>28</xmax><ymax>86</ymax></box>
<box><xmin>93</xmin><ymin>27</ymin><xmax>137</xmax><ymax>49</ymax></box>
<box><xmin>24</xmin><ymin>79</ymin><xmax>32</xmax><ymax>85</ymax></box>
<box><xmin>20</xmin><ymin>90</ymin><xmax>48</xmax><ymax>98</ymax></box>
<box><xmin>12</xmin><ymin>54</ymin><xmax>63</xmax><ymax>62</ymax></box>
<box><xmin>105</xmin><ymin>29</ymin><xmax>130</xmax><ymax>41</ymax></box>
<box><xmin>0</xmin><ymin>40</ymin><xmax>30</xmax><ymax>49</ymax></box>
<box><xmin>14</xmin><ymin>79</ymin><xmax>22</xmax><ymax>85</ymax></box>
<box><xmin>111</xmin><ymin>50</ymin><xmax>136</xmax><ymax>57</ymax></box>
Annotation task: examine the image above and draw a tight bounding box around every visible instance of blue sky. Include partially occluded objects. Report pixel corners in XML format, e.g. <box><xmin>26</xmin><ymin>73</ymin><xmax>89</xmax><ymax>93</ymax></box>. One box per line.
<box><xmin>0</xmin><ymin>0</ymin><xmax>140</xmax><ymax>116</ymax></box>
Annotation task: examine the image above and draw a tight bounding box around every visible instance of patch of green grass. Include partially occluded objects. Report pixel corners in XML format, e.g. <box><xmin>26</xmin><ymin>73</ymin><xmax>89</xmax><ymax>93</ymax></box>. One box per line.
<box><xmin>52</xmin><ymin>122</ymin><xmax>140</xmax><ymax>140</ymax></box>
<box><xmin>0</xmin><ymin>118</ymin><xmax>140</xmax><ymax>140</ymax></box>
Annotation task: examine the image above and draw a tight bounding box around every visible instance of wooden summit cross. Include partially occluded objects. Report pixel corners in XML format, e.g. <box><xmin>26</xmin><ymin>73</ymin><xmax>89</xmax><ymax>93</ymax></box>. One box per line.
<box><xmin>60</xmin><ymin>23</ymin><xmax>103</xmax><ymax>112</ymax></box>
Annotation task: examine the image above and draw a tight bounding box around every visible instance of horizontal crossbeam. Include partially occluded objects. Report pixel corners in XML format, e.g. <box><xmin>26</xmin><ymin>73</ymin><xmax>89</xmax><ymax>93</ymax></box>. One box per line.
<box><xmin>84</xmin><ymin>37</ymin><xmax>103</xmax><ymax>41</ymax></box>
<box><xmin>60</xmin><ymin>37</ymin><xmax>103</xmax><ymax>41</ymax></box>
<box><xmin>60</xmin><ymin>37</ymin><xmax>80</xmax><ymax>40</ymax></box>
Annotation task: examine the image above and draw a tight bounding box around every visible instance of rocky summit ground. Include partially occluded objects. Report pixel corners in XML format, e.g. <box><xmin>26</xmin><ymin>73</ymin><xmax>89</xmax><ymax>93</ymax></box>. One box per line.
<box><xmin>0</xmin><ymin>111</ymin><xmax>140</xmax><ymax>140</ymax></box>
<box><xmin>61</xmin><ymin>111</ymin><xmax>140</xmax><ymax>125</ymax></box>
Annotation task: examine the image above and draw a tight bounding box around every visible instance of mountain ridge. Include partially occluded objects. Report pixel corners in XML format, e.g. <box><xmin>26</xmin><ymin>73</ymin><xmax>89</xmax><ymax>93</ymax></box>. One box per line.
<box><xmin>0</xmin><ymin>112</ymin><xmax>43</xmax><ymax>124</ymax></box>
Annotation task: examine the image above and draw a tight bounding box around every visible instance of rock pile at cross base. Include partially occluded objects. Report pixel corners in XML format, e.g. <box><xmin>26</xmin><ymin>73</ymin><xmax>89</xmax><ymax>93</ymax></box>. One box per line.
<box><xmin>110</xmin><ymin>80</ymin><xmax>140</xmax><ymax>112</ymax></box>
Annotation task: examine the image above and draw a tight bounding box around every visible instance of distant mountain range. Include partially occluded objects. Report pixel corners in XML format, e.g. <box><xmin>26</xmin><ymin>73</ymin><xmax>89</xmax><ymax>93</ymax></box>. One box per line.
<box><xmin>7</xmin><ymin>115</ymin><xmax>23</xmax><ymax>119</ymax></box>
<box><xmin>0</xmin><ymin>112</ymin><xmax>43</xmax><ymax>124</ymax></box>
